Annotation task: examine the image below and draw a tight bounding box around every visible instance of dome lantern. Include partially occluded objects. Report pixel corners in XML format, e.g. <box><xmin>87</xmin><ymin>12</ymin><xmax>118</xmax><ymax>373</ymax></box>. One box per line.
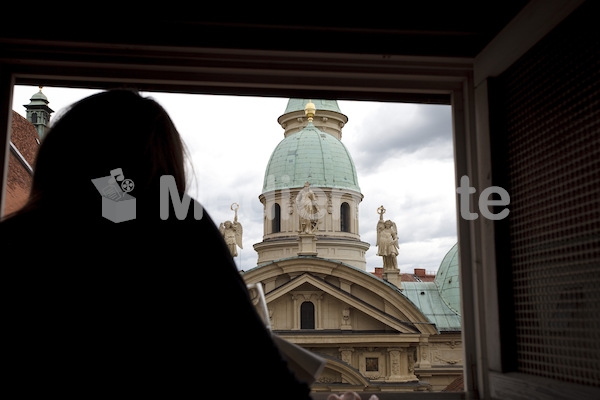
<box><xmin>278</xmin><ymin>98</ymin><xmax>348</xmax><ymax>140</ymax></box>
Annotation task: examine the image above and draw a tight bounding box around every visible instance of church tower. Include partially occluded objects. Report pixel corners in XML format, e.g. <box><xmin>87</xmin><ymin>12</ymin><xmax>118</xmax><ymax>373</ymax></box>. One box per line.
<box><xmin>24</xmin><ymin>87</ymin><xmax>54</xmax><ymax>139</ymax></box>
<box><xmin>254</xmin><ymin>99</ymin><xmax>370</xmax><ymax>269</ymax></box>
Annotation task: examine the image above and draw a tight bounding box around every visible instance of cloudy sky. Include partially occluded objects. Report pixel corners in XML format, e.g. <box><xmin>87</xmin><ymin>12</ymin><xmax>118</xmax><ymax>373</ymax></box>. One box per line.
<box><xmin>12</xmin><ymin>85</ymin><xmax>457</xmax><ymax>273</ymax></box>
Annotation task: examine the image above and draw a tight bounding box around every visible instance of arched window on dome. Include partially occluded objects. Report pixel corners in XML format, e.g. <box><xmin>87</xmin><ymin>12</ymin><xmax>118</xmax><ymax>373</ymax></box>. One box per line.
<box><xmin>300</xmin><ymin>301</ymin><xmax>315</xmax><ymax>329</ymax></box>
<box><xmin>340</xmin><ymin>202</ymin><xmax>351</xmax><ymax>233</ymax></box>
<box><xmin>272</xmin><ymin>203</ymin><xmax>281</xmax><ymax>233</ymax></box>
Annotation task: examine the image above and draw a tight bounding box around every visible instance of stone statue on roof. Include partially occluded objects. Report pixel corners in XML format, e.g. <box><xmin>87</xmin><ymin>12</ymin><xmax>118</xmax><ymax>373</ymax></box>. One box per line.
<box><xmin>376</xmin><ymin>205</ymin><xmax>399</xmax><ymax>270</ymax></box>
<box><xmin>220</xmin><ymin>203</ymin><xmax>243</xmax><ymax>257</ymax></box>
<box><xmin>296</xmin><ymin>182</ymin><xmax>320</xmax><ymax>234</ymax></box>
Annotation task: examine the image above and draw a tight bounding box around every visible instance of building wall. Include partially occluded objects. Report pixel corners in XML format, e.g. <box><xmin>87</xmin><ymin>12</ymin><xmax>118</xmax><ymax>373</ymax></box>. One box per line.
<box><xmin>244</xmin><ymin>258</ymin><xmax>463</xmax><ymax>392</ymax></box>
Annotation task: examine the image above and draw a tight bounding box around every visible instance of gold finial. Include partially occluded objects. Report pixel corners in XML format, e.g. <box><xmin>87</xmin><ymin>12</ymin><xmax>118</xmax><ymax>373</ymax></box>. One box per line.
<box><xmin>305</xmin><ymin>99</ymin><xmax>316</xmax><ymax>122</ymax></box>
<box><xmin>39</xmin><ymin>86</ymin><xmax>44</xmax><ymax>91</ymax></box>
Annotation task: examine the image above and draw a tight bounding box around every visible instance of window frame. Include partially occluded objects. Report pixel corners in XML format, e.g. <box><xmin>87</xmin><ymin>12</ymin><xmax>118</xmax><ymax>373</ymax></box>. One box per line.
<box><xmin>0</xmin><ymin>46</ymin><xmax>481</xmax><ymax>399</ymax></box>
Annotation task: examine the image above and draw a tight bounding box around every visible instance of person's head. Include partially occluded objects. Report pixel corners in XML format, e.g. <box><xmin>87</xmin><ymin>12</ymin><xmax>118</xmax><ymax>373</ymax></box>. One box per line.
<box><xmin>21</xmin><ymin>90</ymin><xmax>187</xmax><ymax>214</ymax></box>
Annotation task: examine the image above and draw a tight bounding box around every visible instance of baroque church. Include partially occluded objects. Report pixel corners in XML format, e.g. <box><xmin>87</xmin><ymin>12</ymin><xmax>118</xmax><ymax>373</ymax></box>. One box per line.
<box><xmin>242</xmin><ymin>99</ymin><xmax>463</xmax><ymax>392</ymax></box>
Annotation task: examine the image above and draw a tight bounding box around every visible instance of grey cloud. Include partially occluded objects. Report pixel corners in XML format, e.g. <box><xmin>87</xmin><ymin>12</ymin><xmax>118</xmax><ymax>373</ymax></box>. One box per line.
<box><xmin>348</xmin><ymin>105</ymin><xmax>453</xmax><ymax>173</ymax></box>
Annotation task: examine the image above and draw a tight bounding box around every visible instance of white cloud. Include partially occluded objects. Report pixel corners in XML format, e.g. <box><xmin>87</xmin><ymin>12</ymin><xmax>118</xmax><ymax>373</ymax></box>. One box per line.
<box><xmin>340</xmin><ymin>101</ymin><xmax>456</xmax><ymax>272</ymax></box>
<box><xmin>12</xmin><ymin>86</ymin><xmax>457</xmax><ymax>272</ymax></box>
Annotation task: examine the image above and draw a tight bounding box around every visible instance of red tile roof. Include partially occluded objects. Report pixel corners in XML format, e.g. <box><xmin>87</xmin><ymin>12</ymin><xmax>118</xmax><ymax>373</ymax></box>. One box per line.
<box><xmin>442</xmin><ymin>374</ymin><xmax>464</xmax><ymax>392</ymax></box>
<box><xmin>3</xmin><ymin>112</ymin><xmax>39</xmax><ymax>215</ymax></box>
<box><xmin>10</xmin><ymin>112</ymin><xmax>39</xmax><ymax>164</ymax></box>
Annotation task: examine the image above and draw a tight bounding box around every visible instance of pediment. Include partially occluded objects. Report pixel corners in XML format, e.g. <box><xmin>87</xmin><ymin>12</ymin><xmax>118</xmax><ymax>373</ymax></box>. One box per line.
<box><xmin>265</xmin><ymin>273</ymin><xmax>418</xmax><ymax>333</ymax></box>
<box><xmin>243</xmin><ymin>257</ymin><xmax>439</xmax><ymax>335</ymax></box>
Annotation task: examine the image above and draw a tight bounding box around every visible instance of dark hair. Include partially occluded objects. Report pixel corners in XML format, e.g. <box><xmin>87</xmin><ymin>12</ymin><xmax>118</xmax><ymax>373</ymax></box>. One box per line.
<box><xmin>15</xmin><ymin>90</ymin><xmax>187</xmax><ymax>216</ymax></box>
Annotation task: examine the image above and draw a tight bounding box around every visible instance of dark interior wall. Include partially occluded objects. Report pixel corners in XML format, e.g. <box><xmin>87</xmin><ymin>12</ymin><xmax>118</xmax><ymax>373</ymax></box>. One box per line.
<box><xmin>489</xmin><ymin>1</ymin><xmax>600</xmax><ymax>387</ymax></box>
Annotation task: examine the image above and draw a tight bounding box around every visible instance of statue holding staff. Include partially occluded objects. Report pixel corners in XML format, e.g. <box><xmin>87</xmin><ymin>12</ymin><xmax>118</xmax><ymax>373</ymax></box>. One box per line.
<box><xmin>376</xmin><ymin>205</ymin><xmax>399</xmax><ymax>270</ymax></box>
<box><xmin>220</xmin><ymin>203</ymin><xmax>243</xmax><ymax>257</ymax></box>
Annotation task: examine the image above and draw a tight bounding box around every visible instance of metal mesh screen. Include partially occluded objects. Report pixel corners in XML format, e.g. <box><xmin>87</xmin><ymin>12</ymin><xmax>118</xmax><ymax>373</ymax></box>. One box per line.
<box><xmin>494</xmin><ymin>3</ymin><xmax>600</xmax><ymax>387</ymax></box>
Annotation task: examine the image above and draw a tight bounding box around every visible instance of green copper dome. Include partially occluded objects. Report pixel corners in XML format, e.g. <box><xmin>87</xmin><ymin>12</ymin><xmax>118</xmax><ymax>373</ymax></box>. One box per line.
<box><xmin>262</xmin><ymin>122</ymin><xmax>360</xmax><ymax>193</ymax></box>
<box><xmin>434</xmin><ymin>243</ymin><xmax>461</xmax><ymax>315</ymax></box>
<box><xmin>284</xmin><ymin>99</ymin><xmax>343</xmax><ymax>114</ymax></box>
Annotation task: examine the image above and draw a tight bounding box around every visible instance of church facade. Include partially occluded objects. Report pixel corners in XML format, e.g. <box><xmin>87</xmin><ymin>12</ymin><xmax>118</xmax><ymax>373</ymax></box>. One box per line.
<box><xmin>243</xmin><ymin>99</ymin><xmax>463</xmax><ymax>392</ymax></box>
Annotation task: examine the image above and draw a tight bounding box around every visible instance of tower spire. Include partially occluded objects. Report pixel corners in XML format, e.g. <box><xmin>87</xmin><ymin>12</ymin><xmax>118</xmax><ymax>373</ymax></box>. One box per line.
<box><xmin>24</xmin><ymin>87</ymin><xmax>54</xmax><ymax>139</ymax></box>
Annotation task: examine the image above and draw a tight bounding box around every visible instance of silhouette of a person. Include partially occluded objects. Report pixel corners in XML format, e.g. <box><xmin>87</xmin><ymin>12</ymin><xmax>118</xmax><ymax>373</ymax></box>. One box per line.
<box><xmin>1</xmin><ymin>90</ymin><xmax>310</xmax><ymax>399</ymax></box>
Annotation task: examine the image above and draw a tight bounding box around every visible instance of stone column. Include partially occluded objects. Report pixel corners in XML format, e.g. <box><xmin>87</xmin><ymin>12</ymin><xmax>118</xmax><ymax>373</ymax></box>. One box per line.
<box><xmin>386</xmin><ymin>347</ymin><xmax>418</xmax><ymax>382</ymax></box>
<box><xmin>418</xmin><ymin>341</ymin><xmax>431</xmax><ymax>369</ymax></box>
<box><xmin>386</xmin><ymin>348</ymin><xmax>403</xmax><ymax>382</ymax></box>
<box><xmin>316</xmin><ymin>293</ymin><xmax>324</xmax><ymax>329</ymax></box>
<box><xmin>339</xmin><ymin>347</ymin><xmax>355</xmax><ymax>384</ymax></box>
<box><xmin>406</xmin><ymin>347</ymin><xmax>418</xmax><ymax>381</ymax></box>
<box><xmin>339</xmin><ymin>347</ymin><xmax>354</xmax><ymax>365</ymax></box>
<box><xmin>291</xmin><ymin>294</ymin><xmax>299</xmax><ymax>330</ymax></box>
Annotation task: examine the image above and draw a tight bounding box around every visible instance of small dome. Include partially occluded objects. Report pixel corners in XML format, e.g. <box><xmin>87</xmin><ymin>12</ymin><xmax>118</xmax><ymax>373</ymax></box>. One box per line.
<box><xmin>31</xmin><ymin>90</ymin><xmax>48</xmax><ymax>102</ymax></box>
<box><xmin>284</xmin><ymin>99</ymin><xmax>343</xmax><ymax>114</ymax></box>
<box><xmin>25</xmin><ymin>88</ymin><xmax>52</xmax><ymax>109</ymax></box>
<box><xmin>262</xmin><ymin>122</ymin><xmax>360</xmax><ymax>193</ymax></box>
<box><xmin>434</xmin><ymin>243</ymin><xmax>461</xmax><ymax>315</ymax></box>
